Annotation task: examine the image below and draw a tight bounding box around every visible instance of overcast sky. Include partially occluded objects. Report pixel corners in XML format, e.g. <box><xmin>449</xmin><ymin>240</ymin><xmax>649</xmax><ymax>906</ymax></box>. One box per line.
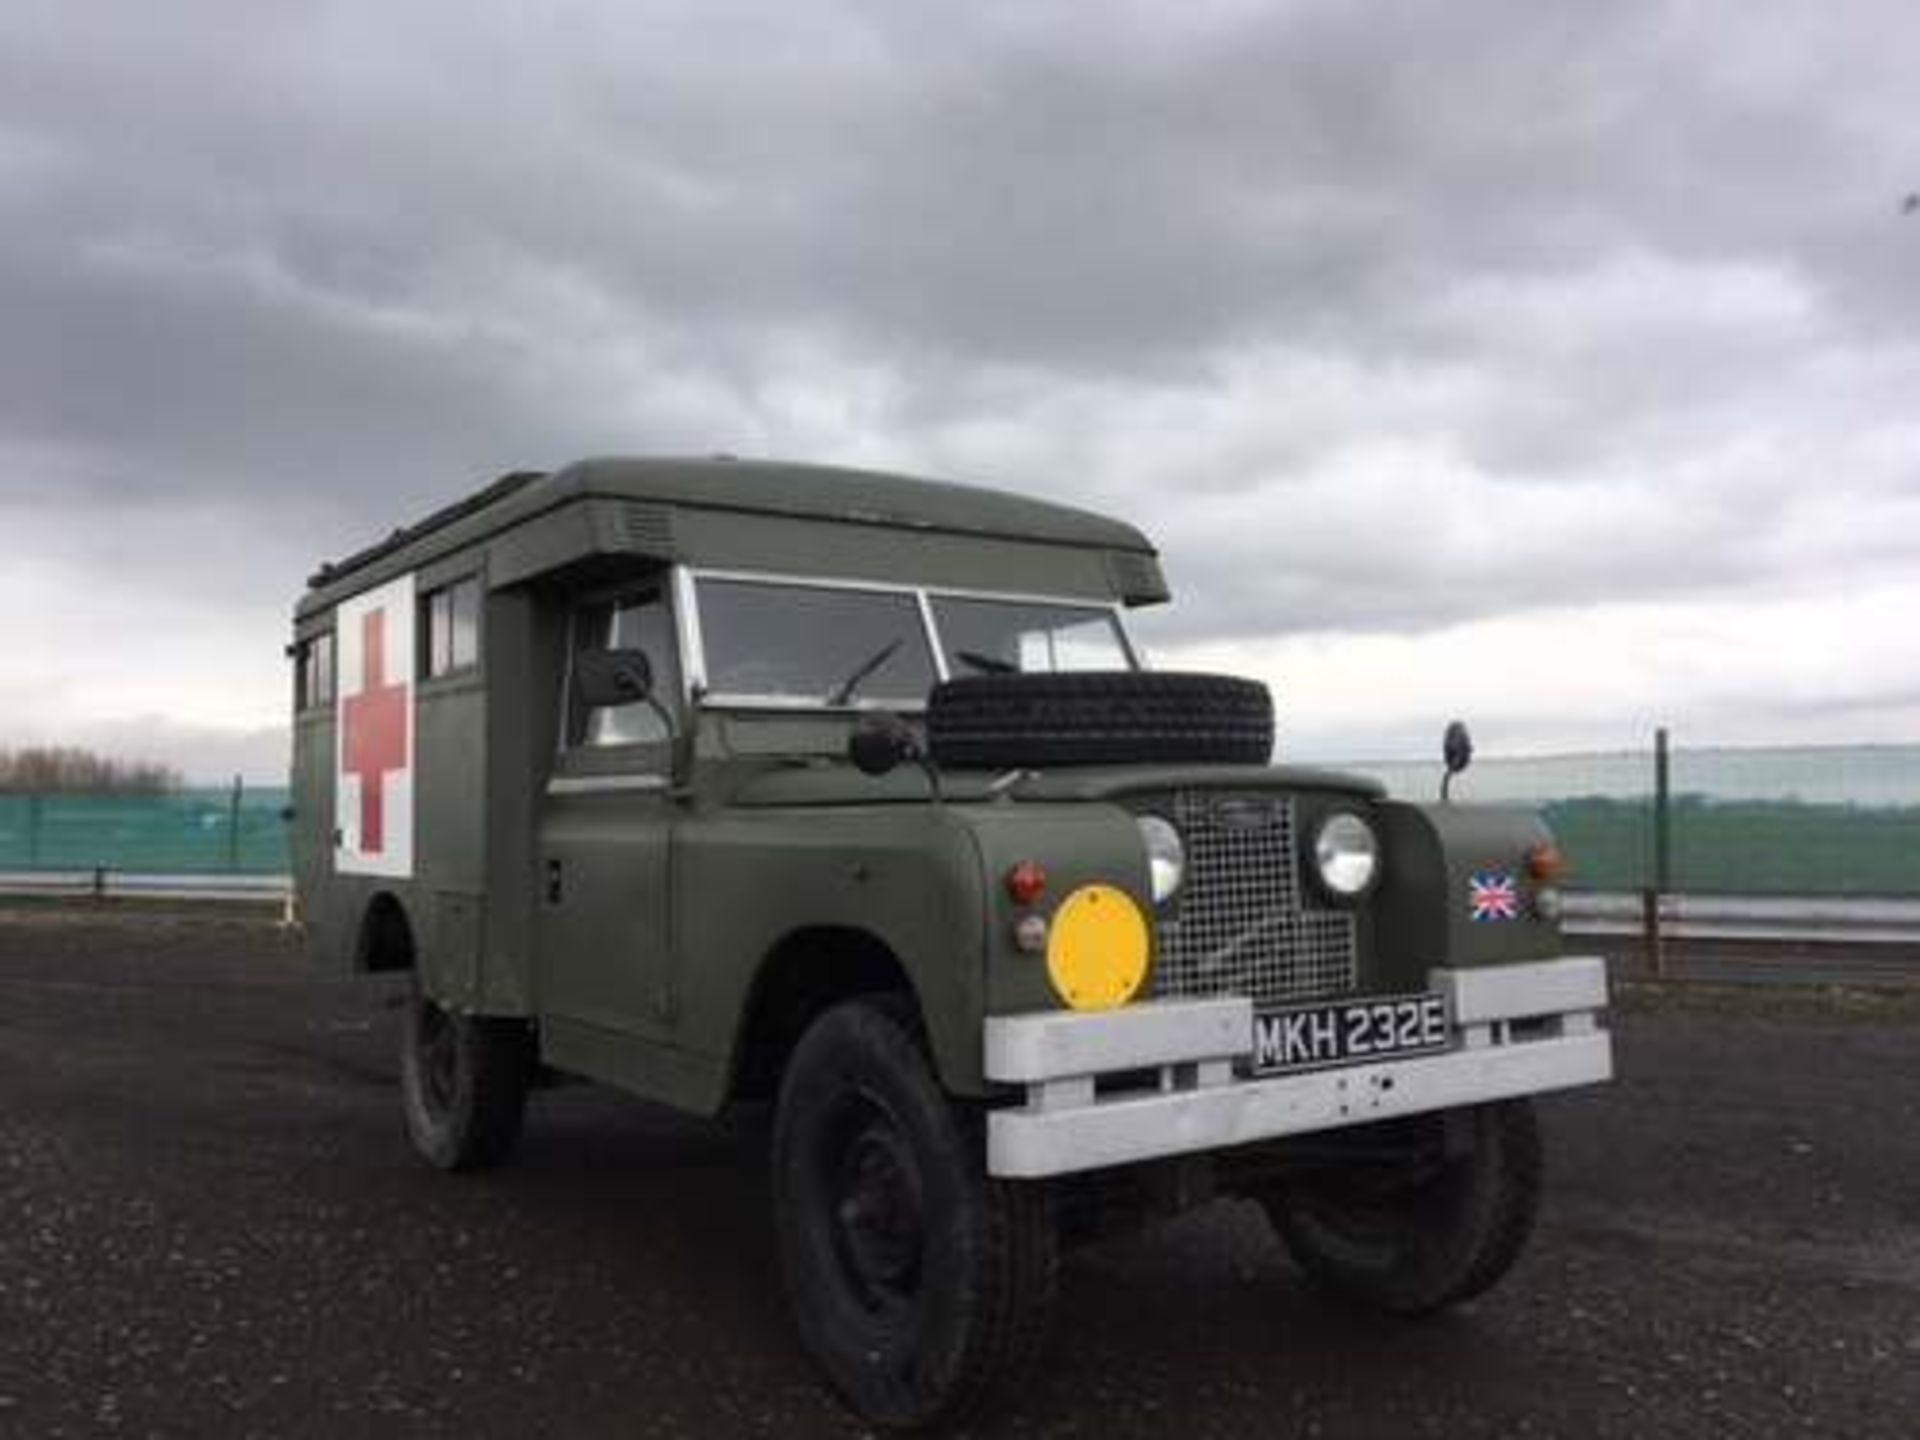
<box><xmin>3</xmin><ymin>1</ymin><xmax>1917</xmax><ymax>781</ymax></box>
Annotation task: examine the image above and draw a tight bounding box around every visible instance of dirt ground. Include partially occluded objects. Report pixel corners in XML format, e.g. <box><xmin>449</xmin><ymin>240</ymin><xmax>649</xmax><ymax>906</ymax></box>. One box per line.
<box><xmin>1</xmin><ymin>909</ymin><xmax>1916</xmax><ymax>1438</ymax></box>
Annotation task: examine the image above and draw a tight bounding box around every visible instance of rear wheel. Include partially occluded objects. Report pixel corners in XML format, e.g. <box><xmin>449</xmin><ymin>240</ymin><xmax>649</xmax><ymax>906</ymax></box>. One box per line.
<box><xmin>400</xmin><ymin>988</ymin><xmax>534</xmax><ymax>1171</ymax></box>
<box><xmin>1262</xmin><ymin>1100</ymin><xmax>1542</xmax><ymax>1315</ymax></box>
<box><xmin>772</xmin><ymin>999</ymin><xmax>1057</xmax><ymax>1429</ymax></box>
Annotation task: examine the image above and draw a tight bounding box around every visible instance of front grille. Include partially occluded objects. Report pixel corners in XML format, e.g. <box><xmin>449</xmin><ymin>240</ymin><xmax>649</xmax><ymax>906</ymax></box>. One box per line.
<box><xmin>1149</xmin><ymin>792</ymin><xmax>1358</xmax><ymax>1009</ymax></box>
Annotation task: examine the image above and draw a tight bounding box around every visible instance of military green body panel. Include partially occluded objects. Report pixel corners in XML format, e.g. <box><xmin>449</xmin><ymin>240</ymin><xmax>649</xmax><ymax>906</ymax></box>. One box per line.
<box><xmin>475</xmin><ymin>588</ymin><xmax>561</xmax><ymax>1014</ymax></box>
<box><xmin>537</xmin><ymin>790</ymin><xmax>675</xmax><ymax>1036</ymax></box>
<box><xmin>666</xmin><ymin>507</ymin><xmax>1125</xmax><ymax>601</ymax></box>
<box><xmin>728</xmin><ymin>762</ymin><xmax>1381</xmax><ymax>808</ymax></box>
<box><xmin>485</xmin><ymin>501</ymin><xmax>611</xmax><ymax>591</ymax></box>
<box><xmin>298</xmin><ymin>457</ymin><xmax>1162</xmax><ymax>620</ymax></box>
<box><xmin>539</xmin><ymin>1015</ymin><xmax>726</xmax><ymax>1113</ymax></box>
<box><xmin>413</xmin><ymin>675</ymin><xmax>486</xmax><ymax>1003</ymax></box>
<box><xmin>670</xmin><ymin>805</ymin><xmax>990</xmax><ymax>1108</ymax></box>
<box><xmin>408</xmin><ymin>550</ymin><xmax>491</xmax><ymax>1004</ymax></box>
<box><xmin>312</xmin><ymin>876</ymin><xmax>367</xmax><ymax>967</ymax></box>
<box><xmin>1011</xmin><ymin>764</ymin><xmax>1381</xmax><ymax>803</ymax></box>
<box><xmin>1371</xmin><ymin>802</ymin><xmax>1561</xmax><ymax>978</ymax></box>
<box><xmin>545</xmin><ymin>457</ymin><xmax>1153</xmax><ymax>555</ymax></box>
<box><xmin>288</xmin><ymin>704</ymin><xmax>335</xmax><ymax>955</ymax></box>
<box><xmin>487</xmin><ymin>495</ymin><xmax>1139</xmax><ymax>606</ymax></box>
<box><xmin>958</xmin><ymin>804</ymin><xmax>1151</xmax><ymax>1018</ymax></box>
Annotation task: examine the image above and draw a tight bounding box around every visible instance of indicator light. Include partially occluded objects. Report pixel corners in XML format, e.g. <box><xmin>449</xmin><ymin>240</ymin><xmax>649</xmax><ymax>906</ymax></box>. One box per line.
<box><xmin>1005</xmin><ymin>860</ymin><xmax>1048</xmax><ymax>906</ymax></box>
<box><xmin>1527</xmin><ymin>843</ymin><xmax>1570</xmax><ymax>886</ymax></box>
<box><xmin>1013</xmin><ymin>914</ymin><xmax>1049</xmax><ymax>953</ymax></box>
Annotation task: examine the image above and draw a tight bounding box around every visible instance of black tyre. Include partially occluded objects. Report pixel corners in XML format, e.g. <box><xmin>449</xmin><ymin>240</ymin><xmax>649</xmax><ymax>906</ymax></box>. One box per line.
<box><xmin>400</xmin><ymin>988</ymin><xmax>535</xmax><ymax>1172</ymax></box>
<box><xmin>926</xmin><ymin>671</ymin><xmax>1273</xmax><ymax>769</ymax></box>
<box><xmin>772</xmin><ymin>1000</ymin><xmax>1057</xmax><ymax>1429</ymax></box>
<box><xmin>1262</xmin><ymin>1100</ymin><xmax>1542</xmax><ymax>1315</ymax></box>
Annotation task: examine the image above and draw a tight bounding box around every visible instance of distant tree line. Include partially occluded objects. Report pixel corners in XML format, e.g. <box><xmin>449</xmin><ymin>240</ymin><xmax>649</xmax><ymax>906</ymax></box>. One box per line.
<box><xmin>0</xmin><ymin>747</ymin><xmax>182</xmax><ymax>795</ymax></box>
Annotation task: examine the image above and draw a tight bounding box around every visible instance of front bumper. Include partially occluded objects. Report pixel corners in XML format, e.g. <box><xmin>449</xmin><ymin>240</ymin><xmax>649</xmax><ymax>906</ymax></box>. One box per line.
<box><xmin>983</xmin><ymin>956</ymin><xmax>1611</xmax><ymax>1178</ymax></box>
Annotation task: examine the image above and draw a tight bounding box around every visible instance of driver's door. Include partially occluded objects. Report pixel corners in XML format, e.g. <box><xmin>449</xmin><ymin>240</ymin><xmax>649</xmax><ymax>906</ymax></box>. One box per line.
<box><xmin>535</xmin><ymin>580</ymin><xmax>681</xmax><ymax>1047</ymax></box>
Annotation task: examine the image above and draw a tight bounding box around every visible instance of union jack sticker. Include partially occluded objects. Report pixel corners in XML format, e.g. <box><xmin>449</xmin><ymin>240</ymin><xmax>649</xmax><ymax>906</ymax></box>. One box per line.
<box><xmin>1469</xmin><ymin>871</ymin><xmax>1520</xmax><ymax>922</ymax></box>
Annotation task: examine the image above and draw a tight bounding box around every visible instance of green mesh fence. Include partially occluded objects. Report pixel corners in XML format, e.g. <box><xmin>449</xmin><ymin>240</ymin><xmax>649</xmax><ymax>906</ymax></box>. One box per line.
<box><xmin>1664</xmin><ymin>747</ymin><xmax>1920</xmax><ymax>898</ymax></box>
<box><xmin>6</xmin><ymin>745</ymin><xmax>1920</xmax><ymax>895</ymax></box>
<box><xmin>1343</xmin><ymin>744</ymin><xmax>1920</xmax><ymax>898</ymax></box>
<box><xmin>0</xmin><ymin>787</ymin><xmax>291</xmax><ymax>874</ymax></box>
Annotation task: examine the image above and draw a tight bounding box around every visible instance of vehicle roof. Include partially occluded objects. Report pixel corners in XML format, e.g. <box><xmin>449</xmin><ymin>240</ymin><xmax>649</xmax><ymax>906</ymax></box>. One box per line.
<box><xmin>305</xmin><ymin>456</ymin><xmax>1158</xmax><ymax>600</ymax></box>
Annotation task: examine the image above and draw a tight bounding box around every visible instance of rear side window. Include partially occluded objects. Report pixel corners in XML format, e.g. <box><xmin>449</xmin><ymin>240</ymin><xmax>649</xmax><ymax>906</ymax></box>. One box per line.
<box><xmin>422</xmin><ymin>577</ymin><xmax>481</xmax><ymax>678</ymax></box>
<box><xmin>296</xmin><ymin>632</ymin><xmax>335</xmax><ymax>710</ymax></box>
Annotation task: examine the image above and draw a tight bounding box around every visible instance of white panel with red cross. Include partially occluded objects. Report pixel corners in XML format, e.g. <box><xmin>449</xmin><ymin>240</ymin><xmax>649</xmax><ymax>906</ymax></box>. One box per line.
<box><xmin>334</xmin><ymin>573</ymin><xmax>417</xmax><ymax>878</ymax></box>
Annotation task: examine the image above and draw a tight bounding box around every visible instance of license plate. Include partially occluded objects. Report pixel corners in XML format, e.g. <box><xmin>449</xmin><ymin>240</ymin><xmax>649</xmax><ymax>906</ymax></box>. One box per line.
<box><xmin>1250</xmin><ymin>993</ymin><xmax>1450</xmax><ymax>1076</ymax></box>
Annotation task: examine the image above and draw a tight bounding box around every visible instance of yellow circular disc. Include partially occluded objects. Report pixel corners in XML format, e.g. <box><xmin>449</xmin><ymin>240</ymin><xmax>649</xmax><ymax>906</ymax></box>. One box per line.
<box><xmin>1045</xmin><ymin>884</ymin><xmax>1151</xmax><ymax>1012</ymax></box>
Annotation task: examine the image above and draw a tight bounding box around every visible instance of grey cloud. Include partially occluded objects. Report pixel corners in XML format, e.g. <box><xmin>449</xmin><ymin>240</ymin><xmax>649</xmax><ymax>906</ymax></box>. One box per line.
<box><xmin>1</xmin><ymin>0</ymin><xmax>1918</xmax><ymax>753</ymax></box>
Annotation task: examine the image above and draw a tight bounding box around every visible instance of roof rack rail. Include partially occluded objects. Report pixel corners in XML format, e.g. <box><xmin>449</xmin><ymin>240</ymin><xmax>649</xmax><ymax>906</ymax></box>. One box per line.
<box><xmin>308</xmin><ymin>469</ymin><xmax>547</xmax><ymax>589</ymax></box>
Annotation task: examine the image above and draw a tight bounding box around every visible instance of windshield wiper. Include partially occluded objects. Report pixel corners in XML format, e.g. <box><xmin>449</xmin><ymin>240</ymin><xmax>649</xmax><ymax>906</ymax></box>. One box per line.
<box><xmin>828</xmin><ymin>638</ymin><xmax>903</xmax><ymax>706</ymax></box>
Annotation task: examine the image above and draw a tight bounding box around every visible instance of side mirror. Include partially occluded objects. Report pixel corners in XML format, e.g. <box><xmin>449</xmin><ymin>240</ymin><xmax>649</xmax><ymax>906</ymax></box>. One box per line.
<box><xmin>848</xmin><ymin>711</ymin><xmax>920</xmax><ymax>777</ymax></box>
<box><xmin>1441</xmin><ymin>719</ymin><xmax>1473</xmax><ymax>802</ymax></box>
<box><xmin>574</xmin><ymin>647</ymin><xmax>654</xmax><ymax>709</ymax></box>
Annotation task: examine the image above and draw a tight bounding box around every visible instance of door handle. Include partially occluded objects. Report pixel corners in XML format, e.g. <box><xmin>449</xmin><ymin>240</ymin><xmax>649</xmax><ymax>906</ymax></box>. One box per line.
<box><xmin>545</xmin><ymin>858</ymin><xmax>563</xmax><ymax>905</ymax></box>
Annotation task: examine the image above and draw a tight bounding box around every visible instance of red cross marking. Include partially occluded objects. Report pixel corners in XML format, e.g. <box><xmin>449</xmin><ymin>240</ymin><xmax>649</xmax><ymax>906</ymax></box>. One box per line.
<box><xmin>341</xmin><ymin>607</ymin><xmax>409</xmax><ymax>853</ymax></box>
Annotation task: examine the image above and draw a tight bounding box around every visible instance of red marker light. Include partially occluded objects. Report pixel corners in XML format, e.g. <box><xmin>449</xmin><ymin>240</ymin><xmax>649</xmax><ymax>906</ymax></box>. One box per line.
<box><xmin>1527</xmin><ymin>843</ymin><xmax>1570</xmax><ymax>885</ymax></box>
<box><xmin>1005</xmin><ymin>860</ymin><xmax>1048</xmax><ymax>906</ymax></box>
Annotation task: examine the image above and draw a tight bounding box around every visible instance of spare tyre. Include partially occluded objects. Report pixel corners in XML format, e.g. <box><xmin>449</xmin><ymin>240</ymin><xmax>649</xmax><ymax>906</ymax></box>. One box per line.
<box><xmin>926</xmin><ymin>671</ymin><xmax>1273</xmax><ymax>769</ymax></box>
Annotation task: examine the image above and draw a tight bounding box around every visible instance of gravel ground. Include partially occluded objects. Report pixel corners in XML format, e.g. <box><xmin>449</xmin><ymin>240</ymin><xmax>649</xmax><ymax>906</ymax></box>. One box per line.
<box><xmin>1</xmin><ymin>911</ymin><xmax>1917</xmax><ymax>1439</ymax></box>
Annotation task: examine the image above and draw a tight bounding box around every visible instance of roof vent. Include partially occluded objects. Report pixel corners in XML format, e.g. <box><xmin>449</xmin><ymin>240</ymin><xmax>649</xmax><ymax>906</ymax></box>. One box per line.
<box><xmin>1105</xmin><ymin>550</ymin><xmax>1169</xmax><ymax>605</ymax></box>
<box><xmin>617</xmin><ymin>501</ymin><xmax>675</xmax><ymax>554</ymax></box>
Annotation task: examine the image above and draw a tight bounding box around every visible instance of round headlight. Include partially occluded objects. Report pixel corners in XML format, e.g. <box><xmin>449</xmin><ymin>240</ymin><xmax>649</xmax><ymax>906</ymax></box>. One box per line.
<box><xmin>1313</xmin><ymin>812</ymin><xmax>1380</xmax><ymax>898</ymax></box>
<box><xmin>1136</xmin><ymin>815</ymin><xmax>1185</xmax><ymax>904</ymax></box>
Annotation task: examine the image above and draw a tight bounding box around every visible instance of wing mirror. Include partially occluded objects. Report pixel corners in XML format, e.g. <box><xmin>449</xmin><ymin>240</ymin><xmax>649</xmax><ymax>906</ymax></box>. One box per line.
<box><xmin>848</xmin><ymin>711</ymin><xmax>920</xmax><ymax>776</ymax></box>
<box><xmin>847</xmin><ymin>711</ymin><xmax>944</xmax><ymax>802</ymax></box>
<box><xmin>574</xmin><ymin>647</ymin><xmax>654</xmax><ymax>709</ymax></box>
<box><xmin>1441</xmin><ymin>719</ymin><xmax>1473</xmax><ymax>802</ymax></box>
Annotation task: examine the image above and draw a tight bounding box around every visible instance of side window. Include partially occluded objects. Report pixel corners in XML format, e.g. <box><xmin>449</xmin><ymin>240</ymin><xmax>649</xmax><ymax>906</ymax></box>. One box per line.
<box><xmin>570</xmin><ymin>588</ymin><xmax>680</xmax><ymax>749</ymax></box>
<box><xmin>421</xmin><ymin>576</ymin><xmax>481</xmax><ymax>679</ymax></box>
<box><xmin>296</xmin><ymin>631</ymin><xmax>335</xmax><ymax>710</ymax></box>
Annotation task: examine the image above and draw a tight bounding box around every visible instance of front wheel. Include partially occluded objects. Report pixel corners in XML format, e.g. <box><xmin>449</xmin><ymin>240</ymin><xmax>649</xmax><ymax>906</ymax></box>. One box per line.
<box><xmin>772</xmin><ymin>999</ymin><xmax>1058</xmax><ymax>1429</ymax></box>
<box><xmin>399</xmin><ymin>987</ymin><xmax>534</xmax><ymax>1171</ymax></box>
<box><xmin>1262</xmin><ymin>1099</ymin><xmax>1543</xmax><ymax>1315</ymax></box>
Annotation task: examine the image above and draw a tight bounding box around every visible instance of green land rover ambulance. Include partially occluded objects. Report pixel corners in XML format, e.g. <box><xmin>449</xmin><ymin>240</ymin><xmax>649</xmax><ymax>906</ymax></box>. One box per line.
<box><xmin>290</xmin><ymin>457</ymin><xmax>1611</xmax><ymax>1428</ymax></box>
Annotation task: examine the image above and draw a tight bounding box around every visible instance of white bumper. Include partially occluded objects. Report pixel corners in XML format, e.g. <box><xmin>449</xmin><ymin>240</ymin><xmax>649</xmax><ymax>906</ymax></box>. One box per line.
<box><xmin>984</xmin><ymin>957</ymin><xmax>1612</xmax><ymax>1179</ymax></box>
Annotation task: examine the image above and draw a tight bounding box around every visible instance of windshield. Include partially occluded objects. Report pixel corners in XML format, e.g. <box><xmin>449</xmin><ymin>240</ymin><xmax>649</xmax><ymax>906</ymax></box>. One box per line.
<box><xmin>695</xmin><ymin>578</ymin><xmax>938</xmax><ymax>705</ymax></box>
<box><xmin>930</xmin><ymin>595</ymin><xmax>1134</xmax><ymax>676</ymax></box>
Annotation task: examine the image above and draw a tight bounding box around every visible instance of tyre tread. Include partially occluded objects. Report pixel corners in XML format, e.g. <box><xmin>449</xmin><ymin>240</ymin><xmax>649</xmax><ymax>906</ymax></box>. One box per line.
<box><xmin>400</xmin><ymin>995</ymin><xmax>533</xmax><ymax>1173</ymax></box>
<box><xmin>1267</xmin><ymin>1099</ymin><xmax>1543</xmax><ymax>1317</ymax></box>
<box><xmin>773</xmin><ymin>999</ymin><xmax>1057</xmax><ymax>1428</ymax></box>
<box><xmin>927</xmin><ymin>671</ymin><xmax>1273</xmax><ymax>769</ymax></box>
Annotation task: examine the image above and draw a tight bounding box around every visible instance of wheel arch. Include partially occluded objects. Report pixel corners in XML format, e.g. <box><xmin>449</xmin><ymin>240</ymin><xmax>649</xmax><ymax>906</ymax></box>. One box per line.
<box><xmin>355</xmin><ymin>890</ymin><xmax>417</xmax><ymax>973</ymax></box>
<box><xmin>730</xmin><ymin>924</ymin><xmax>930</xmax><ymax>1104</ymax></box>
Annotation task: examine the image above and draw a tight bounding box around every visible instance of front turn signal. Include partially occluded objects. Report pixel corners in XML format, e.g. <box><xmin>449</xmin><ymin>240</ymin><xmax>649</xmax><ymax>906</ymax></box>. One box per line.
<box><xmin>1526</xmin><ymin>842</ymin><xmax>1570</xmax><ymax>886</ymax></box>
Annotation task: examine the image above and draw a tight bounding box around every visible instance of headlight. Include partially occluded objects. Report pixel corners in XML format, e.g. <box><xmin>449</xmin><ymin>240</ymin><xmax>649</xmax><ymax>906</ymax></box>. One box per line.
<box><xmin>1312</xmin><ymin>812</ymin><xmax>1380</xmax><ymax>898</ymax></box>
<box><xmin>1136</xmin><ymin>814</ymin><xmax>1185</xmax><ymax>904</ymax></box>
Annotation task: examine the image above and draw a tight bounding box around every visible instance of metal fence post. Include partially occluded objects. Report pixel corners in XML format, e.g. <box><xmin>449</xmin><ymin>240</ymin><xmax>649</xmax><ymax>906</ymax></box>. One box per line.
<box><xmin>1647</xmin><ymin>728</ymin><xmax>1671</xmax><ymax>978</ymax></box>
<box><xmin>227</xmin><ymin>775</ymin><xmax>243</xmax><ymax>872</ymax></box>
<box><xmin>1654</xmin><ymin>727</ymin><xmax>1672</xmax><ymax>896</ymax></box>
